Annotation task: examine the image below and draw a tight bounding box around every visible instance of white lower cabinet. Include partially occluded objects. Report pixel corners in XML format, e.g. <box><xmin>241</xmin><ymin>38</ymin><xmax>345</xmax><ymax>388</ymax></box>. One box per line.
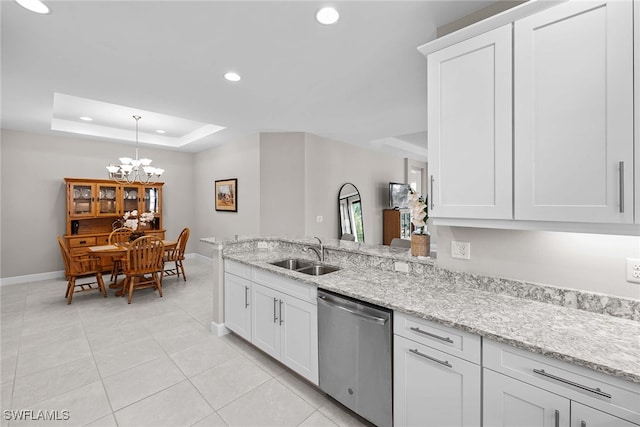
<box><xmin>393</xmin><ymin>313</ymin><xmax>481</xmax><ymax>427</ymax></box>
<box><xmin>224</xmin><ymin>261</ymin><xmax>319</xmax><ymax>385</ymax></box>
<box><xmin>394</xmin><ymin>335</ymin><xmax>481</xmax><ymax>427</ymax></box>
<box><xmin>484</xmin><ymin>368</ymin><xmax>570</xmax><ymax>427</ymax></box>
<box><xmin>572</xmin><ymin>402</ymin><xmax>639</xmax><ymax>427</ymax></box>
<box><xmin>251</xmin><ymin>282</ymin><xmax>318</xmax><ymax>384</ymax></box>
<box><xmin>483</xmin><ymin>340</ymin><xmax>640</xmax><ymax>427</ymax></box>
<box><xmin>223</xmin><ymin>271</ymin><xmax>252</xmax><ymax>341</ymax></box>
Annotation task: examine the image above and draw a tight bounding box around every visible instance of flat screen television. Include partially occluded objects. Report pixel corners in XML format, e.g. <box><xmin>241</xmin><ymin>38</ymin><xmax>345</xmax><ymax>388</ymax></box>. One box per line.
<box><xmin>389</xmin><ymin>182</ymin><xmax>410</xmax><ymax>209</ymax></box>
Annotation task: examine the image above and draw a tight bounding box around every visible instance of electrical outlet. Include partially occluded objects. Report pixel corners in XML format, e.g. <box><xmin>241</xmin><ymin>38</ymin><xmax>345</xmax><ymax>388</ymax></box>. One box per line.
<box><xmin>451</xmin><ymin>241</ymin><xmax>470</xmax><ymax>260</ymax></box>
<box><xmin>316</xmin><ymin>216</ymin><xmax>323</xmax><ymax>223</ymax></box>
<box><xmin>626</xmin><ymin>258</ymin><xmax>640</xmax><ymax>284</ymax></box>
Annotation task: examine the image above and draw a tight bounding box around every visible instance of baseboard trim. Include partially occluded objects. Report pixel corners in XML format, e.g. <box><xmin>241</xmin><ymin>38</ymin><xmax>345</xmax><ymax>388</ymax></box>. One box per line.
<box><xmin>210</xmin><ymin>321</ymin><xmax>231</xmax><ymax>337</ymax></box>
<box><xmin>0</xmin><ymin>270</ymin><xmax>65</xmax><ymax>287</ymax></box>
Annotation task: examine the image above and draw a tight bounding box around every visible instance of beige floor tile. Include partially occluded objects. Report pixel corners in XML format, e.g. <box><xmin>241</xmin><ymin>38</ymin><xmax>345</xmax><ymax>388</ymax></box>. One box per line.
<box><xmin>317</xmin><ymin>399</ymin><xmax>371</xmax><ymax>427</ymax></box>
<box><xmin>114</xmin><ymin>380</ymin><xmax>214</xmax><ymax>427</ymax></box>
<box><xmin>191</xmin><ymin>412</ymin><xmax>228</xmax><ymax>427</ymax></box>
<box><xmin>217</xmin><ymin>378</ymin><xmax>315</xmax><ymax>427</ymax></box>
<box><xmin>92</xmin><ymin>337</ymin><xmax>165</xmax><ymax>378</ymax></box>
<box><xmin>8</xmin><ymin>381</ymin><xmax>111</xmax><ymax>426</ymax></box>
<box><xmin>298</xmin><ymin>410</ymin><xmax>339</xmax><ymax>427</ymax></box>
<box><xmin>103</xmin><ymin>355</ymin><xmax>186</xmax><ymax>410</ymax></box>
<box><xmin>12</xmin><ymin>356</ymin><xmax>100</xmax><ymax>408</ymax></box>
<box><xmin>276</xmin><ymin>371</ymin><xmax>328</xmax><ymax>409</ymax></box>
<box><xmin>169</xmin><ymin>336</ymin><xmax>239</xmax><ymax>378</ymax></box>
<box><xmin>190</xmin><ymin>355</ymin><xmax>271</xmax><ymax>410</ymax></box>
<box><xmin>15</xmin><ymin>336</ymin><xmax>91</xmax><ymax>379</ymax></box>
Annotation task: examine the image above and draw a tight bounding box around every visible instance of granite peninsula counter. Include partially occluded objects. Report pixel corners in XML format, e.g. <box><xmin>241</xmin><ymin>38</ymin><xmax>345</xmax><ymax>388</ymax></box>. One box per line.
<box><xmin>203</xmin><ymin>236</ymin><xmax>640</xmax><ymax>385</ymax></box>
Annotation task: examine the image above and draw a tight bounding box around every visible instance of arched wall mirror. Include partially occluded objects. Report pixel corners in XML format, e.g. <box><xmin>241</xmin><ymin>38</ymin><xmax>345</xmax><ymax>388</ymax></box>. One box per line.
<box><xmin>338</xmin><ymin>183</ymin><xmax>364</xmax><ymax>242</ymax></box>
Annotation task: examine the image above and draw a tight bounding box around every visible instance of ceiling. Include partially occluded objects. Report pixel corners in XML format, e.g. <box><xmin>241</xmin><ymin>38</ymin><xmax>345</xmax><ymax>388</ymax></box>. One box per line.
<box><xmin>1</xmin><ymin>0</ymin><xmax>497</xmax><ymax>159</ymax></box>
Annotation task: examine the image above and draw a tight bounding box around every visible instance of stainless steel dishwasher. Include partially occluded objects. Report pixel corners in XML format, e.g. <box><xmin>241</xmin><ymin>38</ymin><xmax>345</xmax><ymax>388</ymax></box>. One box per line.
<box><xmin>317</xmin><ymin>289</ymin><xmax>393</xmax><ymax>427</ymax></box>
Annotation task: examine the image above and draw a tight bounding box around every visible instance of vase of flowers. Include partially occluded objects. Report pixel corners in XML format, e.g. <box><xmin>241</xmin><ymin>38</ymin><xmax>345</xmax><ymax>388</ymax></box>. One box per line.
<box><xmin>122</xmin><ymin>210</ymin><xmax>154</xmax><ymax>241</ymax></box>
<box><xmin>408</xmin><ymin>188</ymin><xmax>430</xmax><ymax>257</ymax></box>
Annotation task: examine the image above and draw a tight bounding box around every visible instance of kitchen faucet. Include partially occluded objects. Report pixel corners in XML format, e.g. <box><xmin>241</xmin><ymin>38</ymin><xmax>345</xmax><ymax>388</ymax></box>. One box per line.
<box><xmin>304</xmin><ymin>236</ymin><xmax>324</xmax><ymax>262</ymax></box>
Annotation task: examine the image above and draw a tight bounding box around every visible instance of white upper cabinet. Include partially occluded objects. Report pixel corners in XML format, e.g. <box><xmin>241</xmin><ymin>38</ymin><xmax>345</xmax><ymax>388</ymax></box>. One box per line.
<box><xmin>514</xmin><ymin>0</ymin><xmax>633</xmax><ymax>223</ymax></box>
<box><xmin>427</xmin><ymin>24</ymin><xmax>513</xmax><ymax>220</ymax></box>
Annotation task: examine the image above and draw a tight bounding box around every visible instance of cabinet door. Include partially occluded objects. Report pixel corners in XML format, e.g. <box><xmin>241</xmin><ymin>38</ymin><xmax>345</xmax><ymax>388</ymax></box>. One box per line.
<box><xmin>224</xmin><ymin>273</ymin><xmax>251</xmax><ymax>341</ymax></box>
<box><xmin>394</xmin><ymin>335</ymin><xmax>481</xmax><ymax>427</ymax></box>
<box><xmin>279</xmin><ymin>295</ymin><xmax>318</xmax><ymax>384</ymax></box>
<box><xmin>572</xmin><ymin>402</ymin><xmax>637</xmax><ymax>427</ymax></box>
<box><xmin>514</xmin><ymin>1</ymin><xmax>633</xmax><ymax>223</ymax></box>
<box><xmin>251</xmin><ymin>283</ymin><xmax>280</xmax><ymax>360</ymax></box>
<box><xmin>142</xmin><ymin>186</ymin><xmax>161</xmax><ymax>215</ymax></box>
<box><xmin>484</xmin><ymin>369</ymin><xmax>570</xmax><ymax>427</ymax></box>
<box><xmin>427</xmin><ymin>24</ymin><xmax>513</xmax><ymax>220</ymax></box>
<box><xmin>122</xmin><ymin>185</ymin><xmax>141</xmax><ymax>215</ymax></box>
<box><xmin>68</xmin><ymin>182</ymin><xmax>97</xmax><ymax>217</ymax></box>
<box><xmin>96</xmin><ymin>183</ymin><xmax>118</xmax><ymax>216</ymax></box>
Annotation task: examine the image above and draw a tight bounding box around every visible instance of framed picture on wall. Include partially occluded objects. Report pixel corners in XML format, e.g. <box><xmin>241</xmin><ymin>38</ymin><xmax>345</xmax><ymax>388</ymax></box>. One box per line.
<box><xmin>215</xmin><ymin>178</ymin><xmax>237</xmax><ymax>212</ymax></box>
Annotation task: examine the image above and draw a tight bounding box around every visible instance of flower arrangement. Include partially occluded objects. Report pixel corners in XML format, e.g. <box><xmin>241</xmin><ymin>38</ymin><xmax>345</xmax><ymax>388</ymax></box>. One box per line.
<box><xmin>123</xmin><ymin>210</ymin><xmax>154</xmax><ymax>231</ymax></box>
<box><xmin>408</xmin><ymin>188</ymin><xmax>428</xmax><ymax>235</ymax></box>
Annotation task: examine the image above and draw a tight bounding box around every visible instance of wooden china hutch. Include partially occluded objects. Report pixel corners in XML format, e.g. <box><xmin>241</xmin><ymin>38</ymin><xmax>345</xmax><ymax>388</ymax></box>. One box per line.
<box><xmin>63</xmin><ymin>178</ymin><xmax>165</xmax><ymax>264</ymax></box>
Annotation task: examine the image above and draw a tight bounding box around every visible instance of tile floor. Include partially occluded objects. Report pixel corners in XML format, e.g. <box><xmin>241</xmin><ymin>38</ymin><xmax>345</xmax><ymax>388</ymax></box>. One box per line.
<box><xmin>1</xmin><ymin>258</ymin><xmax>370</xmax><ymax>427</ymax></box>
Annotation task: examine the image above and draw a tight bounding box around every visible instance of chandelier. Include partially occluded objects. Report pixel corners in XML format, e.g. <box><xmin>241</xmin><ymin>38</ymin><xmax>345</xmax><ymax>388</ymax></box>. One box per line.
<box><xmin>106</xmin><ymin>115</ymin><xmax>164</xmax><ymax>184</ymax></box>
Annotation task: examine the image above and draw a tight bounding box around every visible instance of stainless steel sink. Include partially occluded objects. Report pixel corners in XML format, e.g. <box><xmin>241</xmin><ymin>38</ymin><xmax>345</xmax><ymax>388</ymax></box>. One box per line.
<box><xmin>297</xmin><ymin>265</ymin><xmax>341</xmax><ymax>276</ymax></box>
<box><xmin>270</xmin><ymin>258</ymin><xmax>315</xmax><ymax>270</ymax></box>
<box><xmin>269</xmin><ymin>258</ymin><xmax>340</xmax><ymax>276</ymax></box>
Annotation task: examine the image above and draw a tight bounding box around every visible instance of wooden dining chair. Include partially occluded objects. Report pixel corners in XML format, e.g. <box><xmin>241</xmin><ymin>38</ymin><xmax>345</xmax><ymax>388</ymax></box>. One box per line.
<box><xmin>57</xmin><ymin>236</ymin><xmax>107</xmax><ymax>304</ymax></box>
<box><xmin>122</xmin><ymin>235</ymin><xmax>165</xmax><ymax>304</ymax></box>
<box><xmin>163</xmin><ymin>227</ymin><xmax>190</xmax><ymax>282</ymax></box>
<box><xmin>108</xmin><ymin>227</ymin><xmax>133</xmax><ymax>282</ymax></box>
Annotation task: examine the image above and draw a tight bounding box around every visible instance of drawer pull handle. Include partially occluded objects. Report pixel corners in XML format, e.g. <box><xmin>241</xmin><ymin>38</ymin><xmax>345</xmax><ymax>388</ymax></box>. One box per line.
<box><xmin>244</xmin><ymin>286</ymin><xmax>249</xmax><ymax>308</ymax></box>
<box><xmin>581</xmin><ymin>421</ymin><xmax>586</xmax><ymax>427</ymax></box>
<box><xmin>79</xmin><ymin>240</ymin><xmax>86</xmax><ymax>244</ymax></box>
<box><xmin>429</xmin><ymin>175</ymin><xmax>435</xmax><ymax>210</ymax></box>
<box><xmin>533</xmin><ymin>369</ymin><xmax>611</xmax><ymax>399</ymax></box>
<box><xmin>409</xmin><ymin>327</ymin><xmax>453</xmax><ymax>343</ymax></box>
<box><xmin>619</xmin><ymin>161</ymin><xmax>624</xmax><ymax>213</ymax></box>
<box><xmin>279</xmin><ymin>300</ymin><xmax>284</xmax><ymax>325</ymax></box>
<box><xmin>273</xmin><ymin>297</ymin><xmax>278</xmax><ymax>323</ymax></box>
<box><xmin>409</xmin><ymin>349</ymin><xmax>452</xmax><ymax>368</ymax></box>
<box><xmin>554</xmin><ymin>410</ymin><xmax>559</xmax><ymax>427</ymax></box>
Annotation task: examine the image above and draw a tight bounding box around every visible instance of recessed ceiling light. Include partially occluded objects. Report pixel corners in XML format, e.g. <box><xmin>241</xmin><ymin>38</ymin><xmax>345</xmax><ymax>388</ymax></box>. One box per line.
<box><xmin>79</xmin><ymin>116</ymin><xmax>93</xmax><ymax>121</ymax></box>
<box><xmin>156</xmin><ymin>130</ymin><xmax>166</xmax><ymax>134</ymax></box>
<box><xmin>316</xmin><ymin>7</ymin><xmax>339</xmax><ymax>25</ymax></box>
<box><xmin>224</xmin><ymin>72</ymin><xmax>241</xmax><ymax>82</ymax></box>
<box><xmin>16</xmin><ymin>0</ymin><xmax>50</xmax><ymax>14</ymax></box>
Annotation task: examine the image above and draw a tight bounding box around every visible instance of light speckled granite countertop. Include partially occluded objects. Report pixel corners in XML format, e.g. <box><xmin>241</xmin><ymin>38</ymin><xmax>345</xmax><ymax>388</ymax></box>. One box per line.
<box><xmin>224</xmin><ymin>248</ymin><xmax>640</xmax><ymax>384</ymax></box>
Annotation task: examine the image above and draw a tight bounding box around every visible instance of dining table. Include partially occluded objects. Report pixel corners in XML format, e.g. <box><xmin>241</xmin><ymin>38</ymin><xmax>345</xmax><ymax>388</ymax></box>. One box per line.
<box><xmin>88</xmin><ymin>239</ymin><xmax>177</xmax><ymax>296</ymax></box>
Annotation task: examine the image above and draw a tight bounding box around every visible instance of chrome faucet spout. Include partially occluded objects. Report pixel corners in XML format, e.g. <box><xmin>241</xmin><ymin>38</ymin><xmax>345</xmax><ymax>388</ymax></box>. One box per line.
<box><xmin>304</xmin><ymin>237</ymin><xmax>324</xmax><ymax>262</ymax></box>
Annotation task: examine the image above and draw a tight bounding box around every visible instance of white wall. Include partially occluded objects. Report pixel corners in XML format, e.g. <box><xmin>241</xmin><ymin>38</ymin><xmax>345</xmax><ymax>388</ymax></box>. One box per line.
<box><xmin>260</xmin><ymin>133</ymin><xmax>306</xmax><ymax>236</ymax></box>
<box><xmin>0</xmin><ymin>129</ymin><xmax>195</xmax><ymax>278</ymax></box>
<box><xmin>304</xmin><ymin>133</ymin><xmax>406</xmax><ymax>244</ymax></box>
<box><xmin>436</xmin><ymin>226</ymin><xmax>640</xmax><ymax>300</ymax></box>
<box><xmin>193</xmin><ymin>133</ymin><xmax>261</xmax><ymax>257</ymax></box>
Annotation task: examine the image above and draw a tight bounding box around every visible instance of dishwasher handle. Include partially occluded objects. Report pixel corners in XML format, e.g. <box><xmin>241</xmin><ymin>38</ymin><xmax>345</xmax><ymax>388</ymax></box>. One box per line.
<box><xmin>318</xmin><ymin>294</ymin><xmax>388</xmax><ymax>325</ymax></box>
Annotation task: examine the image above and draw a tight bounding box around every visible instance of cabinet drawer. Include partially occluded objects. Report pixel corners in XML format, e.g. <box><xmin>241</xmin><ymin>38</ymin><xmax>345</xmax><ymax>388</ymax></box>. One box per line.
<box><xmin>95</xmin><ymin>235</ymin><xmax>110</xmax><ymax>246</ymax></box>
<box><xmin>68</xmin><ymin>237</ymin><xmax>97</xmax><ymax>248</ymax></box>
<box><xmin>394</xmin><ymin>312</ymin><xmax>481</xmax><ymax>364</ymax></box>
<box><xmin>484</xmin><ymin>340</ymin><xmax>640</xmax><ymax>424</ymax></box>
<box><xmin>251</xmin><ymin>268</ymin><xmax>316</xmax><ymax>304</ymax></box>
<box><xmin>225</xmin><ymin>259</ymin><xmax>251</xmax><ymax>280</ymax></box>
